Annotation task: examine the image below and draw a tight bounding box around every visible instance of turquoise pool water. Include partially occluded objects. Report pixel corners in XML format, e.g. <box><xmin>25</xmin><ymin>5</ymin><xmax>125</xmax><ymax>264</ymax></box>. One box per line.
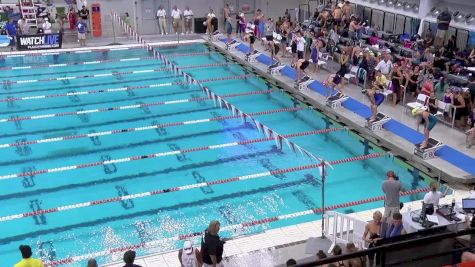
<box><xmin>0</xmin><ymin>43</ymin><xmax>429</xmax><ymax>266</ymax></box>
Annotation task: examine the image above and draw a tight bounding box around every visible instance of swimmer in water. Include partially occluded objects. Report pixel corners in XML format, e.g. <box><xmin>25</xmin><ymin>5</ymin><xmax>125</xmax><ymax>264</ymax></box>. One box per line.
<box><xmin>412</xmin><ymin>106</ymin><xmax>437</xmax><ymax>149</ymax></box>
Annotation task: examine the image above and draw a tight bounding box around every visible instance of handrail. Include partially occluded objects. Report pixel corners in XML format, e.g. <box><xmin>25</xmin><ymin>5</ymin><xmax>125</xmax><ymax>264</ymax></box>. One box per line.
<box><xmin>295</xmin><ymin>226</ymin><xmax>475</xmax><ymax>267</ymax></box>
<box><xmin>324</xmin><ymin>211</ymin><xmax>368</xmax><ymax>253</ymax></box>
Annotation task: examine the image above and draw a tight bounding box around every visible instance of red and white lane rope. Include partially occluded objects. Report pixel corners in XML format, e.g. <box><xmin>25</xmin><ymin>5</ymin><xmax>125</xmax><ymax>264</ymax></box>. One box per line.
<box><xmin>0</xmin><ymin>152</ymin><xmax>379</xmax><ymax>222</ymax></box>
<box><xmin>0</xmin><ymin>76</ymin><xmax>257</xmax><ymax>123</ymax></box>
<box><xmin>0</xmin><ymin>107</ymin><xmax>304</xmax><ymax>149</ymax></box>
<box><xmin>43</xmin><ymin>186</ymin><xmax>428</xmax><ymax>267</ymax></box>
<box><xmin>0</xmin><ymin>127</ymin><xmax>345</xmax><ymax>181</ymax></box>
<box><xmin>0</xmin><ymin>63</ymin><xmax>234</xmax><ymax>103</ymax></box>
<box><xmin>166</xmin><ymin>51</ymin><xmax>212</xmax><ymax>57</ymax></box>
<box><xmin>0</xmin><ymin>56</ymin><xmax>155</xmax><ymax>71</ymax></box>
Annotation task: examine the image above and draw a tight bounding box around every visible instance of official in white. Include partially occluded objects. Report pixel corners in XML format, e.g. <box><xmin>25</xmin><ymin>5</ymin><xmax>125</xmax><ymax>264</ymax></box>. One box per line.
<box><xmin>171</xmin><ymin>6</ymin><xmax>182</xmax><ymax>34</ymax></box>
<box><xmin>178</xmin><ymin>240</ymin><xmax>202</xmax><ymax>267</ymax></box>
<box><xmin>42</xmin><ymin>18</ymin><xmax>52</xmax><ymax>34</ymax></box>
<box><xmin>156</xmin><ymin>5</ymin><xmax>168</xmax><ymax>35</ymax></box>
<box><xmin>423</xmin><ymin>181</ymin><xmax>449</xmax><ymax>207</ymax></box>
<box><xmin>183</xmin><ymin>6</ymin><xmax>194</xmax><ymax>34</ymax></box>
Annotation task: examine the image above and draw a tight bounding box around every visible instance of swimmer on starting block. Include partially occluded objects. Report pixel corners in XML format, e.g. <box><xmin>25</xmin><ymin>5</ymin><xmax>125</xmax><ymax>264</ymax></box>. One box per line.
<box><xmin>363</xmin><ymin>85</ymin><xmax>385</xmax><ymax>123</ymax></box>
<box><xmin>323</xmin><ymin>72</ymin><xmax>344</xmax><ymax>98</ymax></box>
<box><xmin>412</xmin><ymin>106</ymin><xmax>437</xmax><ymax>149</ymax></box>
<box><xmin>292</xmin><ymin>58</ymin><xmax>310</xmax><ymax>81</ymax></box>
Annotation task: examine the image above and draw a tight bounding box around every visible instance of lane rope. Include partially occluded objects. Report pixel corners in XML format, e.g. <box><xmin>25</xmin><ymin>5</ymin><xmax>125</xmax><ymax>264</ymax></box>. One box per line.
<box><xmin>0</xmin><ymin>46</ymin><xmax>142</xmax><ymax>58</ymax></box>
<box><xmin>0</xmin><ymin>107</ymin><xmax>305</xmax><ymax>149</ymax></box>
<box><xmin>0</xmin><ymin>127</ymin><xmax>345</xmax><ymax>181</ymax></box>
<box><xmin>0</xmin><ymin>62</ymin><xmax>234</xmax><ymax>102</ymax></box>
<box><xmin>0</xmin><ymin>56</ymin><xmax>155</xmax><ymax>71</ymax></box>
<box><xmin>42</xmin><ymin>184</ymin><xmax>428</xmax><ymax>266</ymax></box>
<box><xmin>0</xmin><ymin>152</ymin><xmax>380</xmax><ymax>222</ymax></box>
<box><xmin>0</xmin><ymin>77</ymin><xmax>257</xmax><ymax>123</ymax></box>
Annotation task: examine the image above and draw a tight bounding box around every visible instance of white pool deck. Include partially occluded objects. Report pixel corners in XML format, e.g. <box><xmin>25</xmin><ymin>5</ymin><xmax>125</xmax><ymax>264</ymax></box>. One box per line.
<box><xmin>2</xmin><ymin>35</ymin><xmax>473</xmax><ymax>266</ymax></box>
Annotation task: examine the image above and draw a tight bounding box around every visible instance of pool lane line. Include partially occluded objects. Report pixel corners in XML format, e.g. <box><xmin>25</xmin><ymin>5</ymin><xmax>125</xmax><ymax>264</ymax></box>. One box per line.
<box><xmin>0</xmin><ymin>46</ymin><xmax>143</xmax><ymax>58</ymax></box>
<box><xmin>164</xmin><ymin>51</ymin><xmax>212</xmax><ymax>57</ymax></box>
<box><xmin>0</xmin><ymin>107</ymin><xmax>304</xmax><ymax>149</ymax></box>
<box><xmin>0</xmin><ymin>127</ymin><xmax>344</xmax><ymax>181</ymax></box>
<box><xmin>0</xmin><ymin>63</ymin><xmax>235</xmax><ymax>103</ymax></box>
<box><xmin>0</xmin><ymin>56</ymin><xmax>155</xmax><ymax>71</ymax></box>
<box><xmin>0</xmin><ymin>152</ymin><xmax>381</xmax><ymax>222</ymax></box>
<box><xmin>44</xmin><ymin>189</ymin><xmax>431</xmax><ymax>267</ymax></box>
<box><xmin>2</xmin><ymin>66</ymin><xmax>172</xmax><ymax>85</ymax></box>
<box><xmin>0</xmin><ymin>74</ymin><xmax>255</xmax><ymax>123</ymax></box>
<box><xmin>0</xmin><ymin>61</ymin><xmax>163</xmax><ymax>80</ymax></box>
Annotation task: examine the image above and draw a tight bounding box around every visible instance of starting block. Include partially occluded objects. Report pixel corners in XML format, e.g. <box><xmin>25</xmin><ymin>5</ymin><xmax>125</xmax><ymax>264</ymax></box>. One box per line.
<box><xmin>209</xmin><ymin>31</ymin><xmax>222</xmax><ymax>42</ymax></box>
<box><xmin>294</xmin><ymin>76</ymin><xmax>314</xmax><ymax>91</ymax></box>
<box><xmin>228</xmin><ymin>40</ymin><xmax>240</xmax><ymax>50</ymax></box>
<box><xmin>245</xmin><ymin>50</ymin><xmax>261</xmax><ymax>63</ymax></box>
<box><xmin>268</xmin><ymin>62</ymin><xmax>285</xmax><ymax>75</ymax></box>
<box><xmin>326</xmin><ymin>92</ymin><xmax>349</xmax><ymax>109</ymax></box>
<box><xmin>414</xmin><ymin>138</ymin><xmax>444</xmax><ymax>160</ymax></box>
<box><xmin>365</xmin><ymin>112</ymin><xmax>391</xmax><ymax>131</ymax></box>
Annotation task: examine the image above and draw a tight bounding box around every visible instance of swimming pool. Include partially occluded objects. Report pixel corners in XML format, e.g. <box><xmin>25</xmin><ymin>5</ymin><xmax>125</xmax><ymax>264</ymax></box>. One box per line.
<box><xmin>0</xmin><ymin>43</ymin><xmax>430</xmax><ymax>266</ymax></box>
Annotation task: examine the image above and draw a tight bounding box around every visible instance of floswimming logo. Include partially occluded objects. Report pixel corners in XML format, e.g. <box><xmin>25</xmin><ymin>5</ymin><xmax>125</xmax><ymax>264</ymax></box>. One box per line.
<box><xmin>17</xmin><ymin>34</ymin><xmax>62</xmax><ymax>50</ymax></box>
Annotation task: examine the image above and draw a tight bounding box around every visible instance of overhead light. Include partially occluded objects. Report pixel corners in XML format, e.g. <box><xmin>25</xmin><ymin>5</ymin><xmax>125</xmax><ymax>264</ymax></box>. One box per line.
<box><xmin>466</xmin><ymin>14</ymin><xmax>475</xmax><ymax>25</ymax></box>
<box><xmin>369</xmin><ymin>0</ymin><xmax>378</xmax><ymax>3</ymax></box>
<box><xmin>378</xmin><ymin>0</ymin><xmax>386</xmax><ymax>5</ymax></box>
<box><xmin>387</xmin><ymin>0</ymin><xmax>394</xmax><ymax>7</ymax></box>
<box><xmin>395</xmin><ymin>1</ymin><xmax>403</xmax><ymax>9</ymax></box>
<box><xmin>403</xmin><ymin>2</ymin><xmax>412</xmax><ymax>10</ymax></box>
<box><xmin>454</xmin><ymin>12</ymin><xmax>465</xmax><ymax>23</ymax></box>
<box><xmin>412</xmin><ymin>4</ymin><xmax>419</xmax><ymax>12</ymax></box>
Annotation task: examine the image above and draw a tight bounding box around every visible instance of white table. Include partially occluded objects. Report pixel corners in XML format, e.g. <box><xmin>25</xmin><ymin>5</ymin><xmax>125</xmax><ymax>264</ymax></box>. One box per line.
<box><xmin>402</xmin><ymin>209</ymin><xmax>466</xmax><ymax>233</ymax></box>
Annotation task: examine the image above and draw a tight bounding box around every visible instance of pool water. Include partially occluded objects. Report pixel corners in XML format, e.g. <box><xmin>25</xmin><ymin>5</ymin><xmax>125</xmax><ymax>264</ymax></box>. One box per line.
<box><xmin>0</xmin><ymin>43</ymin><xmax>429</xmax><ymax>266</ymax></box>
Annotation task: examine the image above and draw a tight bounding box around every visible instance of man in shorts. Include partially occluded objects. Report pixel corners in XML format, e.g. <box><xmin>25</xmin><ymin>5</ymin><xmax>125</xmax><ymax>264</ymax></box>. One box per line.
<box><xmin>77</xmin><ymin>17</ymin><xmax>87</xmax><ymax>47</ymax></box>
<box><xmin>382</xmin><ymin>170</ymin><xmax>403</xmax><ymax>222</ymax></box>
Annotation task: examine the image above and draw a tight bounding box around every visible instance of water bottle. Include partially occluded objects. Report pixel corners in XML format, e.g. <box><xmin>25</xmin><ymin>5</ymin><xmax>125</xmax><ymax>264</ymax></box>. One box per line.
<box><xmin>451</xmin><ymin>198</ymin><xmax>456</xmax><ymax>213</ymax></box>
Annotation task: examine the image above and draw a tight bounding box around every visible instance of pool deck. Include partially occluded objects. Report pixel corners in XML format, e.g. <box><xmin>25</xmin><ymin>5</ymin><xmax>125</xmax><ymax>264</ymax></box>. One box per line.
<box><xmin>207</xmin><ymin>37</ymin><xmax>475</xmax><ymax>185</ymax></box>
<box><xmin>2</xmin><ymin>35</ymin><xmax>473</xmax><ymax>266</ymax></box>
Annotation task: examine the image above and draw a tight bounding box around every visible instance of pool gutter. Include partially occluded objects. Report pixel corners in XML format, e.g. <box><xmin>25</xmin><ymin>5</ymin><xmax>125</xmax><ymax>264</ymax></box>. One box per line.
<box><xmin>206</xmin><ymin>40</ymin><xmax>475</xmax><ymax>185</ymax></box>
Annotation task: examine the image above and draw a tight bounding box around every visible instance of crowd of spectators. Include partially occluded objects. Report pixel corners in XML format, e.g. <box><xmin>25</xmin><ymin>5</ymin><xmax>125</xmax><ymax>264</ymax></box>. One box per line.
<box><xmin>227</xmin><ymin>1</ymin><xmax>475</xmax><ymax>147</ymax></box>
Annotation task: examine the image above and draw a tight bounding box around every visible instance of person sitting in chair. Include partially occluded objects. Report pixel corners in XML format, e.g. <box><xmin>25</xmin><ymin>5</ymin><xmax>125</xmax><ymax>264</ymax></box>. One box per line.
<box><xmin>383</xmin><ymin>212</ymin><xmax>406</xmax><ymax>238</ymax></box>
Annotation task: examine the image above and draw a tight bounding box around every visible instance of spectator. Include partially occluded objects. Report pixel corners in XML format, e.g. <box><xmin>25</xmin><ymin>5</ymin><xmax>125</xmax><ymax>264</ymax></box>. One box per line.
<box><xmin>286</xmin><ymin>258</ymin><xmax>297</xmax><ymax>266</ymax></box>
<box><xmin>223</xmin><ymin>4</ymin><xmax>230</xmax><ymax>32</ymax></box>
<box><xmin>363</xmin><ymin>211</ymin><xmax>383</xmax><ymax>266</ymax></box>
<box><xmin>342</xmin><ymin>1</ymin><xmax>353</xmax><ymax>22</ymax></box>
<box><xmin>124</xmin><ymin>12</ymin><xmax>131</xmax><ymax>28</ymax></box>
<box><xmin>331</xmin><ymin>245</ymin><xmax>345</xmax><ymax>266</ymax></box>
<box><xmin>423</xmin><ymin>181</ymin><xmax>449</xmax><ymax>207</ymax></box>
<box><xmin>435</xmin><ymin>76</ymin><xmax>449</xmax><ymax>97</ymax></box>
<box><xmin>296</xmin><ymin>31</ymin><xmax>306</xmax><ymax>60</ymax></box>
<box><xmin>156</xmin><ymin>5</ymin><xmax>167</xmax><ymax>35</ymax></box>
<box><xmin>201</xmin><ymin>220</ymin><xmax>225</xmax><ymax>267</ymax></box>
<box><xmin>345</xmin><ymin>243</ymin><xmax>366</xmax><ymax>267</ymax></box>
<box><xmin>183</xmin><ymin>7</ymin><xmax>194</xmax><ymax>34</ymax></box>
<box><xmin>254</xmin><ymin>9</ymin><xmax>265</xmax><ymax>39</ymax></box>
<box><xmin>447</xmin><ymin>35</ymin><xmax>456</xmax><ymax>52</ymax></box>
<box><xmin>78</xmin><ymin>5</ymin><xmax>89</xmax><ymax>27</ymax></box>
<box><xmin>77</xmin><ymin>17</ymin><xmax>87</xmax><ymax>47</ymax></box>
<box><xmin>468</xmin><ymin>75</ymin><xmax>475</xmax><ymax>105</ymax></box>
<box><xmin>178</xmin><ymin>240</ymin><xmax>202</xmax><ymax>267</ymax></box>
<box><xmin>87</xmin><ymin>258</ymin><xmax>98</xmax><ymax>267</ymax></box>
<box><xmin>374</xmin><ymin>51</ymin><xmax>392</xmax><ymax>76</ymax></box>
<box><xmin>453</xmin><ymin>88</ymin><xmax>467</xmax><ymax>128</ymax></box>
<box><xmin>390</xmin><ymin>63</ymin><xmax>404</xmax><ymax>106</ymax></box>
<box><xmin>383</xmin><ymin>212</ymin><xmax>406</xmax><ymax>237</ymax></box>
<box><xmin>238</xmin><ymin>13</ymin><xmax>246</xmax><ymax>40</ymax></box>
<box><xmin>5</xmin><ymin>18</ymin><xmax>17</xmax><ymax>51</ymax></box>
<box><xmin>123</xmin><ymin>250</ymin><xmax>142</xmax><ymax>267</ymax></box>
<box><xmin>206</xmin><ymin>9</ymin><xmax>216</xmax><ymax>36</ymax></box>
<box><xmin>171</xmin><ymin>6</ymin><xmax>182</xmax><ymax>34</ymax></box>
<box><xmin>382</xmin><ymin>170</ymin><xmax>402</xmax><ymax>221</ymax></box>
<box><xmin>225</xmin><ymin>15</ymin><xmax>233</xmax><ymax>45</ymax></box>
<box><xmin>68</xmin><ymin>7</ymin><xmax>77</xmax><ymax>30</ymax></box>
<box><xmin>406</xmin><ymin>66</ymin><xmax>421</xmax><ymax>98</ymax></box>
<box><xmin>14</xmin><ymin>245</ymin><xmax>44</xmax><ymax>267</ymax></box>
<box><xmin>264</xmin><ymin>17</ymin><xmax>275</xmax><ymax>60</ymax></box>
<box><xmin>467</xmin><ymin>107</ymin><xmax>475</xmax><ymax>148</ymax></box>
<box><xmin>427</xmin><ymin>91</ymin><xmax>439</xmax><ymax>115</ymax></box>
<box><xmin>316</xmin><ymin>250</ymin><xmax>328</xmax><ymax>267</ymax></box>
<box><xmin>17</xmin><ymin>16</ymin><xmax>30</xmax><ymax>35</ymax></box>
<box><xmin>435</xmin><ymin>7</ymin><xmax>451</xmax><ymax>47</ymax></box>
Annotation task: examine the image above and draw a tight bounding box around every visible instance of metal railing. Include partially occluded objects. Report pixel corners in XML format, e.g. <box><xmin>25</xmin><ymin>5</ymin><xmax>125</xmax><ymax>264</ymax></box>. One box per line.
<box><xmin>295</xmin><ymin>224</ymin><xmax>475</xmax><ymax>267</ymax></box>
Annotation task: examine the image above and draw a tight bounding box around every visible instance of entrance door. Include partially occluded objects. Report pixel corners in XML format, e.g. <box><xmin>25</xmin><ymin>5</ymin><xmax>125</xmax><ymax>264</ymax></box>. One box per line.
<box><xmin>140</xmin><ymin>0</ymin><xmax>170</xmax><ymax>35</ymax></box>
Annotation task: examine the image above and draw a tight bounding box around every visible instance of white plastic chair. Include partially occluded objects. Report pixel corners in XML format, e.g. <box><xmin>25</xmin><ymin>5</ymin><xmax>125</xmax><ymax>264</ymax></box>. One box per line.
<box><xmin>406</xmin><ymin>93</ymin><xmax>428</xmax><ymax>110</ymax></box>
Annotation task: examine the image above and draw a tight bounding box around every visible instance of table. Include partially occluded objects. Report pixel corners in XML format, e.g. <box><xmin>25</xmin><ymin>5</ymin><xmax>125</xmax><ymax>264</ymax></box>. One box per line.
<box><xmin>402</xmin><ymin>208</ymin><xmax>466</xmax><ymax>233</ymax></box>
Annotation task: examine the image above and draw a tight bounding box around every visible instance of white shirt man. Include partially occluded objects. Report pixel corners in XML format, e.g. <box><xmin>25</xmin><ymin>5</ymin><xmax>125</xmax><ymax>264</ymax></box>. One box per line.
<box><xmin>423</xmin><ymin>191</ymin><xmax>443</xmax><ymax>206</ymax></box>
<box><xmin>183</xmin><ymin>8</ymin><xmax>193</xmax><ymax>34</ymax></box>
<box><xmin>156</xmin><ymin>8</ymin><xmax>166</xmax><ymax>18</ymax></box>
<box><xmin>42</xmin><ymin>18</ymin><xmax>52</xmax><ymax>34</ymax></box>
<box><xmin>183</xmin><ymin>9</ymin><xmax>193</xmax><ymax>19</ymax></box>
<box><xmin>207</xmin><ymin>12</ymin><xmax>216</xmax><ymax>19</ymax></box>
<box><xmin>171</xmin><ymin>8</ymin><xmax>181</xmax><ymax>19</ymax></box>
<box><xmin>297</xmin><ymin>36</ymin><xmax>306</xmax><ymax>52</ymax></box>
<box><xmin>375</xmin><ymin>58</ymin><xmax>392</xmax><ymax>75</ymax></box>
